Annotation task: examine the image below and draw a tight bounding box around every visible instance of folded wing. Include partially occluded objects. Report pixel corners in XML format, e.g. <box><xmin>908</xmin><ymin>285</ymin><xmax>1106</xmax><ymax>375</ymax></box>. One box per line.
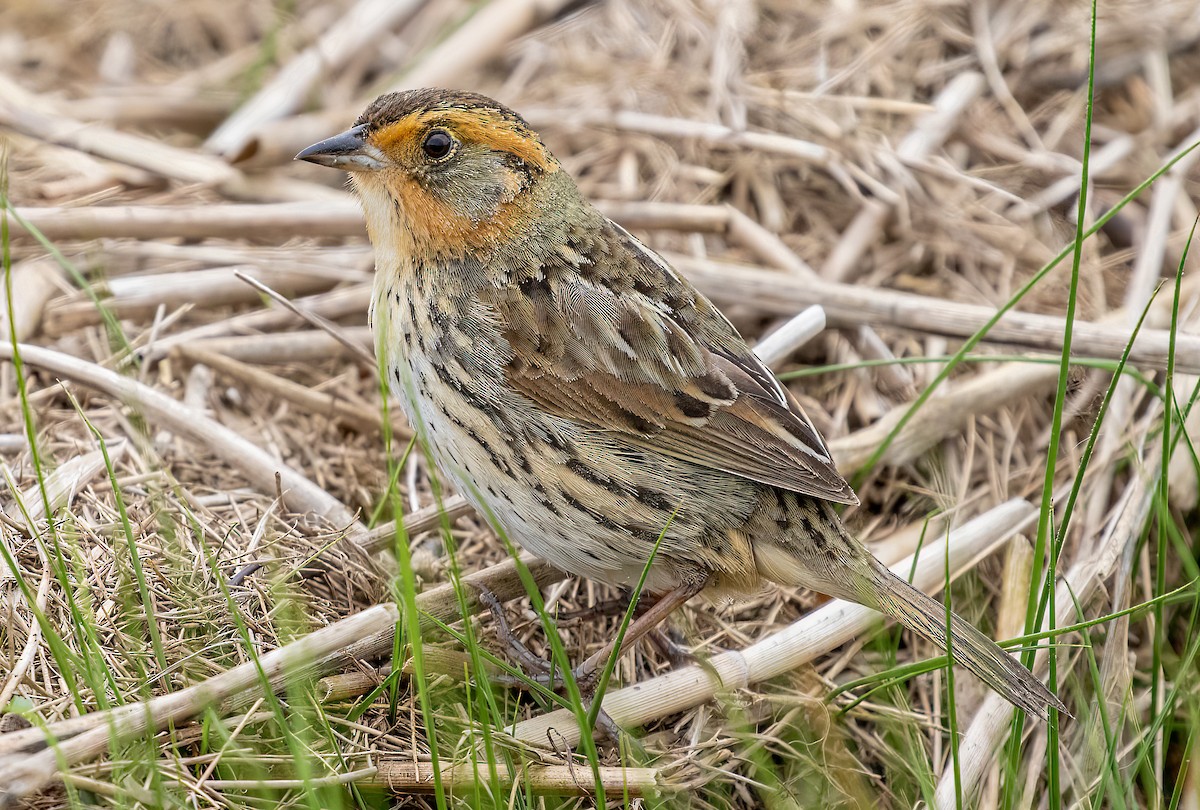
<box><xmin>492</xmin><ymin>221</ymin><xmax>857</xmax><ymax>505</ymax></box>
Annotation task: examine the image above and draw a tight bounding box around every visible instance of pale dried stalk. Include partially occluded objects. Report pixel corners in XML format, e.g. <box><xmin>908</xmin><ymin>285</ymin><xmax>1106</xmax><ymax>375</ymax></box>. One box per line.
<box><xmin>173</xmin><ymin>346</ymin><xmax>398</xmax><ymax>435</ymax></box>
<box><xmin>10</xmin><ymin>201</ymin><xmax>364</xmax><ymax>241</ymax></box>
<box><xmin>828</xmin><ymin>362</ymin><xmax>1060</xmax><ymax>470</ymax></box>
<box><xmin>1</xmin><ymin>444</ymin><xmax>125</xmax><ymax>535</ymax></box>
<box><xmin>822</xmin><ymin>72</ymin><xmax>985</xmax><ymax>282</ymax></box>
<box><xmin>205</xmin><ymin>0</ymin><xmax>425</xmax><ymax>159</ymax></box>
<box><xmin>0</xmin><ymin>605</ymin><xmax>397</xmax><ymax>802</ymax></box>
<box><xmin>0</xmin><ymin>259</ymin><xmax>63</xmax><ymax>342</ymax></box>
<box><xmin>673</xmin><ymin>254</ymin><xmax>1200</xmax><ymax>374</ymax></box>
<box><xmin>184</xmin><ymin>328</ymin><xmax>374</xmax><ymax>364</ymax></box>
<box><xmin>69</xmin><ymin>89</ymin><xmax>236</xmax><ymax>133</ymax></box>
<box><xmin>367</xmin><ymin>761</ymin><xmax>667</xmax><ymax>798</ymax></box>
<box><xmin>933</xmin><ymin>447</ymin><xmax>1158</xmax><ymax>808</ymax></box>
<box><xmin>853</xmin><ymin>323</ymin><xmax>915</xmax><ymax>396</ymax></box>
<box><xmin>978</xmin><ymin>538</ymin><xmax>1036</xmax><ymax>806</ymax></box>
<box><xmin>234</xmin><ymin>271</ymin><xmax>377</xmax><ymax>366</ymax></box>
<box><xmin>508</xmin><ymin>498</ymin><xmax>1038</xmax><ymax>749</ymax></box>
<box><xmin>10</xmin><ymin>199</ymin><xmax>727</xmax><ymax>242</ymax></box>
<box><xmin>4</xmin><ymin>130</ymin><xmax>158</xmax><ymax>194</ymax></box>
<box><xmin>313</xmin><ymin>646</ymin><xmax>506</xmax><ymax>702</ymax></box>
<box><xmin>754</xmin><ymin>306</ymin><xmax>826</xmax><ymax>367</ymax></box>
<box><xmin>523</xmin><ymin>107</ymin><xmax>832</xmax><ymax>164</ymax></box>
<box><xmin>595</xmin><ymin>200</ymin><xmax>730</xmax><ymax>233</ymax></box>
<box><xmin>1083</xmin><ymin>138</ymin><xmax>1187</xmax><ymax>542</ymax></box>
<box><xmin>724</xmin><ymin>205</ymin><xmax>818</xmax><ymax>277</ymax></box>
<box><xmin>99</xmin><ymin>240</ymin><xmax>371</xmax><ymax>276</ymax></box>
<box><xmin>147</xmin><ymin>284</ymin><xmax>372</xmax><ymax>358</ymax></box>
<box><xmin>0</xmin><ymin>74</ymin><xmax>213</xmax><ymax>179</ymax></box>
<box><xmin>1140</xmin><ymin>126</ymin><xmax>1200</xmax><ymax>506</ymax></box>
<box><xmin>0</xmin><ymin>343</ymin><xmax>363</xmax><ymax>536</ymax></box>
<box><xmin>43</xmin><ymin>266</ymin><xmax>341</xmax><ymax>335</ymax></box>
<box><xmin>1017</xmin><ymin>136</ymin><xmax>1136</xmax><ymax>217</ymax></box>
<box><xmin>364</xmin><ymin>495</ymin><xmax>473</xmax><ymax>553</ymax></box>
<box><xmin>722</xmin><ymin>207</ymin><xmax>907</xmax><ymax>391</ymax></box>
<box><xmin>743</xmin><ymin>85</ymin><xmax>935</xmax><ymax>116</ymax></box>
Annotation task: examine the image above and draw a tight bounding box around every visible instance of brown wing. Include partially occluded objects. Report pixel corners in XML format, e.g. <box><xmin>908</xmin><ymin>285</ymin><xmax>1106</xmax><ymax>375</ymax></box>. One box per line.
<box><xmin>490</xmin><ymin>220</ymin><xmax>857</xmax><ymax>505</ymax></box>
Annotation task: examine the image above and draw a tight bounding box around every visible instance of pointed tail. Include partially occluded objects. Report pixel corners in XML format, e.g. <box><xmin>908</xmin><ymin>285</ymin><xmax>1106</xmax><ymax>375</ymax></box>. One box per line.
<box><xmin>865</xmin><ymin>557</ymin><xmax>1067</xmax><ymax>720</ymax></box>
<box><xmin>754</xmin><ymin>499</ymin><xmax>1067</xmax><ymax>720</ymax></box>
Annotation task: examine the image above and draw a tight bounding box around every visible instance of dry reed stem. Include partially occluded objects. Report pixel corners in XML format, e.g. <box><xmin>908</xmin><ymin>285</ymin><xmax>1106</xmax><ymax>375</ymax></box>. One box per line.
<box><xmin>183</xmin><ymin>327</ymin><xmax>374</xmax><ymax>364</ymax></box>
<box><xmin>674</xmin><ymin>255</ymin><xmax>1200</xmax><ymax>374</ymax></box>
<box><xmin>234</xmin><ymin>271</ymin><xmax>377</xmax><ymax>367</ymax></box>
<box><xmin>9</xmin><ymin>202</ymin><xmax>365</xmax><ymax>241</ymax></box>
<box><xmin>0</xmin><ymin>74</ymin><xmax>233</xmax><ymax>185</ymax></box>
<box><xmin>68</xmin><ymin>89</ymin><xmax>236</xmax><ymax>132</ymax></box>
<box><xmin>1</xmin><ymin>444</ymin><xmax>124</xmax><ymax>536</ymax></box>
<box><xmin>9</xmin><ymin>199</ymin><xmax>730</xmax><ymax>242</ymax></box>
<box><xmin>595</xmin><ymin>201</ymin><xmax>731</xmax><ymax>233</ymax></box>
<box><xmin>1017</xmin><ymin>136</ymin><xmax>1136</xmax><ymax>218</ymax></box>
<box><xmin>721</xmin><ymin>204</ymin><xmax>907</xmax><ymax>395</ymax></box>
<box><xmin>978</xmin><ymin>537</ymin><xmax>1036</xmax><ymax>805</ymax></box>
<box><xmin>0</xmin><ymin>258</ymin><xmax>63</xmax><ymax>343</ymax></box>
<box><xmin>0</xmin><ymin>343</ymin><xmax>363</xmax><ymax>536</ymax></box>
<box><xmin>313</xmin><ymin>647</ymin><xmax>507</xmax><ymax>701</ymax></box>
<box><xmin>363</xmin><ymin>495</ymin><xmax>473</xmax><ymax>553</ymax></box>
<box><xmin>205</xmin><ymin>0</ymin><xmax>425</xmax><ymax>159</ymax></box>
<box><xmin>145</xmin><ymin>283</ymin><xmax>373</xmax><ymax>358</ymax></box>
<box><xmin>43</xmin><ymin>265</ymin><xmax>341</xmax><ymax>335</ymax></box>
<box><xmin>508</xmin><ymin>498</ymin><xmax>1037</xmax><ymax>749</ymax></box>
<box><xmin>754</xmin><ymin>306</ymin><xmax>826</xmax><ymax>367</ymax></box>
<box><xmin>523</xmin><ymin>107</ymin><xmax>832</xmax><ymax>164</ymax></box>
<box><xmin>366</xmin><ymin>761</ymin><xmax>668</xmax><ymax>798</ymax></box>
<box><xmin>173</xmin><ymin>346</ymin><xmax>396</xmax><ymax>435</ymax></box>
<box><xmin>0</xmin><ymin>605</ymin><xmax>398</xmax><ymax>803</ymax></box>
<box><xmin>724</xmin><ymin>205</ymin><xmax>818</xmax><ymax>277</ymax></box>
<box><xmin>163</xmin><ymin>763</ymin><xmax>664</xmax><ymax>799</ymax></box>
<box><xmin>852</xmin><ymin>323</ymin><xmax>915</xmax><ymax>395</ymax></box>
<box><xmin>828</xmin><ymin>362</ymin><xmax>1060</xmax><ymax>470</ymax></box>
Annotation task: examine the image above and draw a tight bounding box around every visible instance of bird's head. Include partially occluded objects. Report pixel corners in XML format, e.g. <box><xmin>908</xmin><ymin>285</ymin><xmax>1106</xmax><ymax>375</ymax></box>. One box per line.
<box><xmin>297</xmin><ymin>88</ymin><xmax>565</xmax><ymax>260</ymax></box>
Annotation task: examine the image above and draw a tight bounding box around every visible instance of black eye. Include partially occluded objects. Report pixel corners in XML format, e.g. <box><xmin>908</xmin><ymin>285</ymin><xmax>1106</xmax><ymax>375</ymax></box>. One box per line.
<box><xmin>421</xmin><ymin>129</ymin><xmax>455</xmax><ymax>161</ymax></box>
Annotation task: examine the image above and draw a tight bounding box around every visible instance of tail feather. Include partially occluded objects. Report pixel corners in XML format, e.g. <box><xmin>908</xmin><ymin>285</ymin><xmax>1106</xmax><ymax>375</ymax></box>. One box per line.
<box><xmin>753</xmin><ymin>499</ymin><xmax>1067</xmax><ymax>720</ymax></box>
<box><xmin>868</xmin><ymin>559</ymin><xmax>1067</xmax><ymax>720</ymax></box>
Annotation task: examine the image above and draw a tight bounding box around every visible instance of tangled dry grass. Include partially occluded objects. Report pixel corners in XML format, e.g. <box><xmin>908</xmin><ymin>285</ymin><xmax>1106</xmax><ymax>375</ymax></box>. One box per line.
<box><xmin>2</xmin><ymin>0</ymin><xmax>1199</xmax><ymax>808</ymax></box>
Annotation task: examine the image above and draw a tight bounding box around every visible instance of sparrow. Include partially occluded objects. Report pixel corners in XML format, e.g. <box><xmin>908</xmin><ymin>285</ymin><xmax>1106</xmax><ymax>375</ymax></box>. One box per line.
<box><xmin>297</xmin><ymin>87</ymin><xmax>1065</xmax><ymax>719</ymax></box>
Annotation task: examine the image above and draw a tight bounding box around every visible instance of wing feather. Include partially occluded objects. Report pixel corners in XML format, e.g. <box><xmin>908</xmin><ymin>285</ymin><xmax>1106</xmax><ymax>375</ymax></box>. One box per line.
<box><xmin>493</xmin><ymin>221</ymin><xmax>857</xmax><ymax>505</ymax></box>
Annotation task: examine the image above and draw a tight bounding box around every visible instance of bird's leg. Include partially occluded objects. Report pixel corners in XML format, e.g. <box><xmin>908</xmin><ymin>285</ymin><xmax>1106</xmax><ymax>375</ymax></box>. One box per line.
<box><xmin>646</xmin><ymin>624</ymin><xmax>696</xmax><ymax>667</ymax></box>
<box><xmin>472</xmin><ymin>583</ymin><xmax>552</xmax><ymax>676</ymax></box>
<box><xmin>556</xmin><ymin>588</ymin><xmax>641</xmax><ymax>621</ymax></box>
<box><xmin>471</xmin><ymin>575</ymin><xmax>707</xmax><ymax>700</ymax></box>
<box><xmin>572</xmin><ymin>575</ymin><xmax>708</xmax><ymax>689</ymax></box>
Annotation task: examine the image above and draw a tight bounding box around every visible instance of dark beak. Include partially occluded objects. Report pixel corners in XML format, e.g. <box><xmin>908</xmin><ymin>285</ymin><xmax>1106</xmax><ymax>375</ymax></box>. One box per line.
<box><xmin>295</xmin><ymin>124</ymin><xmax>385</xmax><ymax>171</ymax></box>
